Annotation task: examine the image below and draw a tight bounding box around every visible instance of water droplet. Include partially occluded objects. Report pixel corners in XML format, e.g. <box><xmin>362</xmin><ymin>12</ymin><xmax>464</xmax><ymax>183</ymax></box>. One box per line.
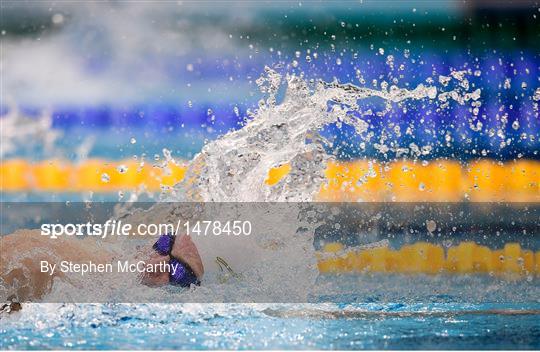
<box><xmin>426</xmin><ymin>220</ymin><xmax>436</xmax><ymax>233</ymax></box>
<box><xmin>101</xmin><ymin>173</ymin><xmax>110</xmax><ymax>183</ymax></box>
<box><xmin>52</xmin><ymin>13</ymin><xmax>64</xmax><ymax>25</ymax></box>
<box><xmin>117</xmin><ymin>165</ymin><xmax>128</xmax><ymax>174</ymax></box>
<box><xmin>404</xmin><ymin>49</ymin><xmax>410</xmax><ymax>58</ymax></box>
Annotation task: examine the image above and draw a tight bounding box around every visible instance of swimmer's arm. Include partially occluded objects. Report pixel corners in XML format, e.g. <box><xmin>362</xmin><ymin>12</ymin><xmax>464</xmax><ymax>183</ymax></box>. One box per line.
<box><xmin>0</xmin><ymin>229</ymin><xmax>112</xmax><ymax>301</ymax></box>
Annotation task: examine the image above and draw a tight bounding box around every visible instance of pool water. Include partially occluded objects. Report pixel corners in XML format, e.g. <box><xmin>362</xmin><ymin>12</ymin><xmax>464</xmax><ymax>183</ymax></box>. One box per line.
<box><xmin>1</xmin><ymin>302</ymin><xmax>539</xmax><ymax>350</ymax></box>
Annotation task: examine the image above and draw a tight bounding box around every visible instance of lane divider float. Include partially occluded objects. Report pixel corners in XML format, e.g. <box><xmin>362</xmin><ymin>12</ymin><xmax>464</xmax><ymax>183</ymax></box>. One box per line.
<box><xmin>317</xmin><ymin>242</ymin><xmax>540</xmax><ymax>277</ymax></box>
<box><xmin>1</xmin><ymin>158</ymin><xmax>539</xmax><ymax>201</ymax></box>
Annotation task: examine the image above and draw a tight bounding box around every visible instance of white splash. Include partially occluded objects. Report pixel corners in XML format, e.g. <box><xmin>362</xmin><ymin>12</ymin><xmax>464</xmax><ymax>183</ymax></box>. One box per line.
<box><xmin>0</xmin><ymin>105</ymin><xmax>60</xmax><ymax>158</ymax></box>
<box><xmin>4</xmin><ymin>66</ymin><xmax>484</xmax><ymax>305</ymax></box>
<box><xmin>170</xmin><ymin>67</ymin><xmax>447</xmax><ymax>203</ymax></box>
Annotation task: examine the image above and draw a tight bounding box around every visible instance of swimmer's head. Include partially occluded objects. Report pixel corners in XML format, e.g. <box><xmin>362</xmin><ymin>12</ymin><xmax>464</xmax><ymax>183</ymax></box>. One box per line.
<box><xmin>141</xmin><ymin>234</ymin><xmax>203</xmax><ymax>287</ymax></box>
<box><xmin>170</xmin><ymin>234</ymin><xmax>204</xmax><ymax>279</ymax></box>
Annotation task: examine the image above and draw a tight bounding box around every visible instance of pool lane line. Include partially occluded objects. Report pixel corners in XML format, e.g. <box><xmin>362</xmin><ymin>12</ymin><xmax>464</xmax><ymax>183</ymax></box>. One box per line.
<box><xmin>262</xmin><ymin>308</ymin><xmax>540</xmax><ymax>319</ymax></box>
<box><xmin>1</xmin><ymin>158</ymin><xmax>540</xmax><ymax>203</ymax></box>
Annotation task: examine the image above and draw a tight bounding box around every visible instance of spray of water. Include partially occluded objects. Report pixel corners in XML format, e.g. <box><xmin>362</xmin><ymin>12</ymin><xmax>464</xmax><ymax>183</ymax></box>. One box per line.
<box><xmin>0</xmin><ymin>105</ymin><xmax>60</xmax><ymax>158</ymax></box>
<box><xmin>169</xmin><ymin>66</ymin><xmax>472</xmax><ymax>203</ymax></box>
<box><xmin>2</xmin><ymin>66</ymin><xmax>495</xmax><ymax>318</ymax></box>
<box><xmin>101</xmin><ymin>66</ymin><xmax>482</xmax><ymax>302</ymax></box>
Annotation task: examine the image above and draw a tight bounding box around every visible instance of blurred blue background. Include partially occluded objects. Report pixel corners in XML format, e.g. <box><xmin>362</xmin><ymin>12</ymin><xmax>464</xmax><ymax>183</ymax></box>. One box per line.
<box><xmin>1</xmin><ymin>1</ymin><xmax>539</xmax><ymax>162</ymax></box>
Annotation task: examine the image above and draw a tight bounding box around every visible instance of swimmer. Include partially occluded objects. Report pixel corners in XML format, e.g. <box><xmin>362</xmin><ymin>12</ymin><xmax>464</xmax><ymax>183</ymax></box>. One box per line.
<box><xmin>0</xmin><ymin>228</ymin><xmax>204</xmax><ymax>302</ymax></box>
<box><xmin>1</xmin><ymin>203</ymin><xmax>298</xmax><ymax>302</ymax></box>
<box><xmin>140</xmin><ymin>232</ymin><xmax>203</xmax><ymax>287</ymax></box>
<box><xmin>0</xmin><ymin>204</ymin><xmax>274</xmax><ymax>302</ymax></box>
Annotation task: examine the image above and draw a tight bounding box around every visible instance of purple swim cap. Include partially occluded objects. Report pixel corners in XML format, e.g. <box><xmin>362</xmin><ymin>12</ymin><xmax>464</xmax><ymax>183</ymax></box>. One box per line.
<box><xmin>152</xmin><ymin>233</ymin><xmax>200</xmax><ymax>287</ymax></box>
<box><xmin>169</xmin><ymin>257</ymin><xmax>200</xmax><ymax>287</ymax></box>
<box><xmin>153</xmin><ymin>233</ymin><xmax>175</xmax><ymax>256</ymax></box>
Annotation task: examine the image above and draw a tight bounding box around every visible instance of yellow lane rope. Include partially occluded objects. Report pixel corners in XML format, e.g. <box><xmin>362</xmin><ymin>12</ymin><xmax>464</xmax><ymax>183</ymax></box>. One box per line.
<box><xmin>317</xmin><ymin>242</ymin><xmax>540</xmax><ymax>277</ymax></box>
<box><xmin>1</xmin><ymin>158</ymin><xmax>538</xmax><ymax>201</ymax></box>
<box><xmin>0</xmin><ymin>159</ymin><xmax>186</xmax><ymax>193</ymax></box>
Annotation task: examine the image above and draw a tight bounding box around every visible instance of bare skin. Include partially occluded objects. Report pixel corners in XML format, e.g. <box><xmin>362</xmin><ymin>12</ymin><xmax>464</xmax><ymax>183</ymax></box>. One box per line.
<box><xmin>0</xmin><ymin>229</ymin><xmax>112</xmax><ymax>301</ymax></box>
<box><xmin>0</xmin><ymin>229</ymin><xmax>203</xmax><ymax>301</ymax></box>
<box><xmin>140</xmin><ymin>234</ymin><xmax>204</xmax><ymax>286</ymax></box>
